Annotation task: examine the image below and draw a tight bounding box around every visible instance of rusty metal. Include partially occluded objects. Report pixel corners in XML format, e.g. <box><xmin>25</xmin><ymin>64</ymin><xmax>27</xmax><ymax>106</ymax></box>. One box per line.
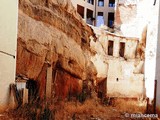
<box><xmin>154</xmin><ymin>80</ymin><xmax>157</xmax><ymax>113</ymax></box>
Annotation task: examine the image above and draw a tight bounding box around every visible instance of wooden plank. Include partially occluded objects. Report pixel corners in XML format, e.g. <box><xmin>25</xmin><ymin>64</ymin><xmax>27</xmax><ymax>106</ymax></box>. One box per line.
<box><xmin>23</xmin><ymin>88</ymin><xmax>28</xmax><ymax>105</ymax></box>
<box><xmin>46</xmin><ymin>66</ymin><xmax>52</xmax><ymax>99</ymax></box>
<box><xmin>10</xmin><ymin>84</ymin><xmax>19</xmax><ymax>108</ymax></box>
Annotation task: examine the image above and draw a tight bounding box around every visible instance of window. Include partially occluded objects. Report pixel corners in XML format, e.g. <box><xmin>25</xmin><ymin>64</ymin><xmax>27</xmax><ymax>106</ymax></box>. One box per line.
<box><xmin>98</xmin><ymin>0</ymin><xmax>104</xmax><ymax>6</ymax></box>
<box><xmin>108</xmin><ymin>12</ymin><xmax>114</xmax><ymax>28</ymax></box>
<box><xmin>87</xmin><ymin>0</ymin><xmax>94</xmax><ymax>5</ymax></box>
<box><xmin>86</xmin><ymin>9</ymin><xmax>94</xmax><ymax>25</ymax></box>
<box><xmin>108</xmin><ymin>41</ymin><xmax>114</xmax><ymax>55</ymax></box>
<box><xmin>77</xmin><ymin>5</ymin><xmax>84</xmax><ymax>18</ymax></box>
<box><xmin>96</xmin><ymin>12</ymin><xmax>104</xmax><ymax>27</ymax></box>
<box><xmin>109</xmin><ymin>0</ymin><xmax>115</xmax><ymax>7</ymax></box>
<box><xmin>98</xmin><ymin>12</ymin><xmax>103</xmax><ymax>16</ymax></box>
<box><xmin>119</xmin><ymin>42</ymin><xmax>125</xmax><ymax>57</ymax></box>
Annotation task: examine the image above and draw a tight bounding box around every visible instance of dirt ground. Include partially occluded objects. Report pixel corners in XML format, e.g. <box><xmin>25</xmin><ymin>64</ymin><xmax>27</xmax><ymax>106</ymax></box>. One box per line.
<box><xmin>0</xmin><ymin>97</ymin><xmax>157</xmax><ymax>120</ymax></box>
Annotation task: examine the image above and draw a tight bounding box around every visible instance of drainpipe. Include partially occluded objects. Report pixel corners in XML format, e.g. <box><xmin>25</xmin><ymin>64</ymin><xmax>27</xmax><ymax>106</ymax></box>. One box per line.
<box><xmin>94</xmin><ymin>0</ymin><xmax>97</xmax><ymax>26</ymax></box>
<box><xmin>0</xmin><ymin>50</ymin><xmax>15</xmax><ymax>58</ymax></box>
<box><xmin>153</xmin><ymin>0</ymin><xmax>156</xmax><ymax>5</ymax></box>
<box><xmin>153</xmin><ymin>80</ymin><xmax>157</xmax><ymax>113</ymax></box>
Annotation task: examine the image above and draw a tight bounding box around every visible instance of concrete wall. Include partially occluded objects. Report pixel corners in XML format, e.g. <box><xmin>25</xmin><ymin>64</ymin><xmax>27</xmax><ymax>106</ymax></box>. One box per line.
<box><xmin>155</xmin><ymin>0</ymin><xmax>160</xmax><ymax>113</ymax></box>
<box><xmin>117</xmin><ymin>0</ymin><xmax>137</xmax><ymax>5</ymax></box>
<box><xmin>96</xmin><ymin>0</ymin><xmax>115</xmax><ymax>26</ymax></box>
<box><xmin>71</xmin><ymin>0</ymin><xmax>95</xmax><ymax>22</ymax></box>
<box><xmin>142</xmin><ymin>0</ymin><xmax>160</xmax><ymax>114</ymax></box>
<box><xmin>0</xmin><ymin>0</ymin><xmax>18</xmax><ymax>111</ymax></box>
<box><xmin>144</xmin><ymin>3</ymin><xmax>158</xmax><ymax>103</ymax></box>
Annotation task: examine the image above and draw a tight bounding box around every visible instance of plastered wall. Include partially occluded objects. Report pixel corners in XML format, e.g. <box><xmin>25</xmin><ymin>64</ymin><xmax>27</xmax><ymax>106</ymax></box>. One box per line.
<box><xmin>0</xmin><ymin>0</ymin><xmax>18</xmax><ymax>111</ymax></box>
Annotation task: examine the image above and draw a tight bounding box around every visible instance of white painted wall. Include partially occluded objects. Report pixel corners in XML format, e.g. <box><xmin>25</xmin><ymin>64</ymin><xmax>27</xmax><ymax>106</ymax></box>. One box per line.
<box><xmin>0</xmin><ymin>0</ymin><xmax>18</xmax><ymax>110</ymax></box>
<box><xmin>155</xmin><ymin>0</ymin><xmax>160</xmax><ymax>112</ymax></box>
<box><xmin>144</xmin><ymin>0</ymin><xmax>159</xmax><ymax>104</ymax></box>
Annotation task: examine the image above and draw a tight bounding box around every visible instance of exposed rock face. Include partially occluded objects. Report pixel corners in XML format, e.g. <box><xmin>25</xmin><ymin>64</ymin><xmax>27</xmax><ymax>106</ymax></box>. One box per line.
<box><xmin>54</xmin><ymin>70</ymin><xmax>82</xmax><ymax>99</ymax></box>
<box><xmin>17</xmin><ymin>0</ymin><xmax>96</xmax><ymax>99</ymax></box>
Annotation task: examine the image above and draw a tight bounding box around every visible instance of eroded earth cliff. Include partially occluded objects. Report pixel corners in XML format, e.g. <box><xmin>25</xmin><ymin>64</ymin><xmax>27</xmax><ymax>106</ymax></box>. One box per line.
<box><xmin>17</xmin><ymin>0</ymin><xmax>97</xmax><ymax>99</ymax></box>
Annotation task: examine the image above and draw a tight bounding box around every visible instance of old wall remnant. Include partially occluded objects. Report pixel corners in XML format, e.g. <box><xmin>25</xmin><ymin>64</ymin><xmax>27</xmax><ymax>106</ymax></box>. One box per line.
<box><xmin>115</xmin><ymin>0</ymin><xmax>151</xmax><ymax>39</ymax></box>
<box><xmin>17</xmin><ymin>0</ymin><xmax>97</xmax><ymax>100</ymax></box>
<box><xmin>90</xmin><ymin>26</ymin><xmax>145</xmax><ymax>98</ymax></box>
<box><xmin>114</xmin><ymin>0</ymin><xmax>160</xmax><ymax>114</ymax></box>
<box><xmin>107</xmin><ymin>33</ymin><xmax>144</xmax><ymax>98</ymax></box>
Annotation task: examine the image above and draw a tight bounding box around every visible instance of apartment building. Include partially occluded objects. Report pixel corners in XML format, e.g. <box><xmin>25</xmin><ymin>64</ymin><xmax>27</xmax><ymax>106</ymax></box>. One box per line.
<box><xmin>71</xmin><ymin>0</ymin><xmax>115</xmax><ymax>27</ymax></box>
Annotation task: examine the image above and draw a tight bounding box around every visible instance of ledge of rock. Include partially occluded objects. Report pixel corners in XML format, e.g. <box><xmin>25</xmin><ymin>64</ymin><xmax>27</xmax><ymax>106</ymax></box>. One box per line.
<box><xmin>16</xmin><ymin>0</ymin><xmax>97</xmax><ymax>98</ymax></box>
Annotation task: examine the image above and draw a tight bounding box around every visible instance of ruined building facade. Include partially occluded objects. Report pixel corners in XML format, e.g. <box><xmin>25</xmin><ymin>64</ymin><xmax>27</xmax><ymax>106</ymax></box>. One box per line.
<box><xmin>114</xmin><ymin>0</ymin><xmax>160</xmax><ymax>112</ymax></box>
<box><xmin>93</xmin><ymin>0</ymin><xmax>160</xmax><ymax>113</ymax></box>
<box><xmin>91</xmin><ymin>28</ymin><xmax>145</xmax><ymax>98</ymax></box>
<box><xmin>105</xmin><ymin>33</ymin><xmax>144</xmax><ymax>98</ymax></box>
